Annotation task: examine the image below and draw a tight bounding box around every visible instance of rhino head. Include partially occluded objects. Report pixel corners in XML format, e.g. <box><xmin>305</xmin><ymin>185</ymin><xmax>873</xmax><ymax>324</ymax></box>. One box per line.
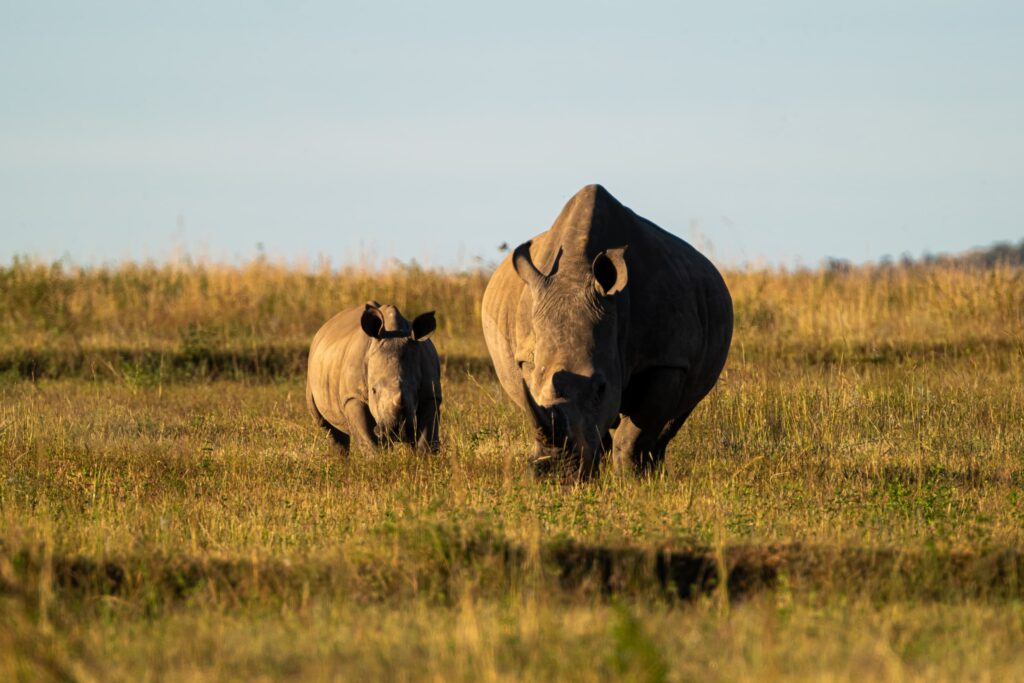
<box><xmin>360</xmin><ymin>302</ymin><xmax>436</xmax><ymax>443</ymax></box>
<box><xmin>512</xmin><ymin>241</ymin><xmax>628</xmax><ymax>478</ymax></box>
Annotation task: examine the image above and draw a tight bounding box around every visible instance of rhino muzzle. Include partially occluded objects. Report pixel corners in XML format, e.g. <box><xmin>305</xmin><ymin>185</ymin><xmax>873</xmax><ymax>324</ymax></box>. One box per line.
<box><xmin>532</xmin><ymin>403</ymin><xmax>571</xmax><ymax>448</ymax></box>
<box><xmin>530</xmin><ymin>403</ymin><xmax>606</xmax><ymax>478</ymax></box>
<box><xmin>374</xmin><ymin>416</ymin><xmax>415</xmax><ymax>443</ymax></box>
<box><xmin>373</xmin><ymin>401</ymin><xmax>416</xmax><ymax>444</ymax></box>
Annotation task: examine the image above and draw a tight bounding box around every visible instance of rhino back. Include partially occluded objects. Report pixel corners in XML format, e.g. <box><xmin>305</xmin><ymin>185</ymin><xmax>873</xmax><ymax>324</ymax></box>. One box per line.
<box><xmin>307</xmin><ymin>306</ymin><xmax>371</xmax><ymax>428</ymax></box>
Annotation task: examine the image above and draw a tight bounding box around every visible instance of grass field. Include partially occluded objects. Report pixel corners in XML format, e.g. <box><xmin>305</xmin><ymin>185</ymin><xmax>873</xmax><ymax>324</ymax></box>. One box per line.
<box><xmin>2</xmin><ymin>257</ymin><xmax>1024</xmax><ymax>681</ymax></box>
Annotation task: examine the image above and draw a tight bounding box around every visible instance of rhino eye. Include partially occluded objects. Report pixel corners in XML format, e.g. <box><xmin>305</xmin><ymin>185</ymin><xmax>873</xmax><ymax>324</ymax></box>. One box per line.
<box><xmin>518</xmin><ymin>360</ymin><xmax>534</xmax><ymax>374</ymax></box>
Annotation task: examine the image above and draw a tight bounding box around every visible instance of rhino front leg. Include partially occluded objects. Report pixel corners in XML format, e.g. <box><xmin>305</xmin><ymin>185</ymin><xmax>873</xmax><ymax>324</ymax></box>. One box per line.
<box><xmin>343</xmin><ymin>399</ymin><xmax>379</xmax><ymax>452</ymax></box>
<box><xmin>613</xmin><ymin>405</ymin><xmax>695</xmax><ymax>476</ymax></box>
<box><xmin>308</xmin><ymin>384</ymin><xmax>351</xmax><ymax>455</ymax></box>
<box><xmin>323</xmin><ymin>425</ymin><xmax>351</xmax><ymax>455</ymax></box>
<box><xmin>612</xmin><ymin>417</ymin><xmax>664</xmax><ymax>476</ymax></box>
<box><xmin>613</xmin><ymin>366</ymin><xmax>692</xmax><ymax>476</ymax></box>
<box><xmin>415</xmin><ymin>401</ymin><xmax>441</xmax><ymax>453</ymax></box>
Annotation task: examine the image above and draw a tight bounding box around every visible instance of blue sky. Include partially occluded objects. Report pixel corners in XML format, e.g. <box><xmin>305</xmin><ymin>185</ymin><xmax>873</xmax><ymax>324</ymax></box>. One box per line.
<box><xmin>1</xmin><ymin>1</ymin><xmax>1021</xmax><ymax>268</ymax></box>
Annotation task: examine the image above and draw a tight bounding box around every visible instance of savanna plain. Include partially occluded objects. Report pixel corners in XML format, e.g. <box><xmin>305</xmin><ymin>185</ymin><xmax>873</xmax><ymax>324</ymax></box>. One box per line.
<box><xmin>2</xmin><ymin>256</ymin><xmax>1024</xmax><ymax>681</ymax></box>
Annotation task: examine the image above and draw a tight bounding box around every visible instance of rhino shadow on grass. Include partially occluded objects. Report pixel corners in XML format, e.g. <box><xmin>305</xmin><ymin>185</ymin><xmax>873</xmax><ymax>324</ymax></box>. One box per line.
<box><xmin>8</xmin><ymin>539</ymin><xmax>1024</xmax><ymax>607</ymax></box>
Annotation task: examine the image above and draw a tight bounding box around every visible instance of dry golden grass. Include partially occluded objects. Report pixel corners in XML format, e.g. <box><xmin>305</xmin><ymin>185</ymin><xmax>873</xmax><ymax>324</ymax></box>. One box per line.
<box><xmin>2</xmin><ymin>257</ymin><xmax>1024</xmax><ymax>681</ymax></box>
<box><xmin>3</xmin><ymin>257</ymin><xmax>1021</xmax><ymax>357</ymax></box>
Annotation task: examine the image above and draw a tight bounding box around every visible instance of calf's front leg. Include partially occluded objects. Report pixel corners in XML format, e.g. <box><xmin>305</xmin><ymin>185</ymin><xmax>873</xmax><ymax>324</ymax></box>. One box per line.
<box><xmin>343</xmin><ymin>399</ymin><xmax>379</xmax><ymax>452</ymax></box>
<box><xmin>415</xmin><ymin>401</ymin><xmax>441</xmax><ymax>453</ymax></box>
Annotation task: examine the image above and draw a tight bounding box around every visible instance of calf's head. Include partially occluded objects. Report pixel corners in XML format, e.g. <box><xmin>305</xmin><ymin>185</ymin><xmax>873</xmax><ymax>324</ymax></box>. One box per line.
<box><xmin>360</xmin><ymin>302</ymin><xmax>436</xmax><ymax>443</ymax></box>
<box><xmin>512</xmin><ymin>242</ymin><xmax>628</xmax><ymax>477</ymax></box>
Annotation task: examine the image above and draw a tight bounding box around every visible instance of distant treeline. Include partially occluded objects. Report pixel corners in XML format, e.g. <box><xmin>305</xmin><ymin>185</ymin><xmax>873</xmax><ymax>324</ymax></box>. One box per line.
<box><xmin>932</xmin><ymin>239</ymin><xmax>1024</xmax><ymax>268</ymax></box>
<box><xmin>825</xmin><ymin>238</ymin><xmax>1024</xmax><ymax>273</ymax></box>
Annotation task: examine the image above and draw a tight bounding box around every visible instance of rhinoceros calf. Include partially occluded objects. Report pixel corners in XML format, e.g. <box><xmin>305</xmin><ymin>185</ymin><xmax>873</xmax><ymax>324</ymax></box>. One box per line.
<box><xmin>306</xmin><ymin>302</ymin><xmax>442</xmax><ymax>453</ymax></box>
<box><xmin>481</xmin><ymin>185</ymin><xmax>732</xmax><ymax>477</ymax></box>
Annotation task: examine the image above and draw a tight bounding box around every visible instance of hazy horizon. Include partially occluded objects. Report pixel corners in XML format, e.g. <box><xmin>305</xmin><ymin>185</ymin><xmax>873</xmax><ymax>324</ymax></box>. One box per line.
<box><xmin>4</xmin><ymin>227</ymin><xmax>1022</xmax><ymax>273</ymax></box>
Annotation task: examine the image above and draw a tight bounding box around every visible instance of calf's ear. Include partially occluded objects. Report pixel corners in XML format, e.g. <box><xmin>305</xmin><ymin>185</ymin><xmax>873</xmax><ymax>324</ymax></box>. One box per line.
<box><xmin>361</xmin><ymin>304</ymin><xmax>384</xmax><ymax>338</ymax></box>
<box><xmin>412</xmin><ymin>311</ymin><xmax>436</xmax><ymax>341</ymax></box>
<box><xmin>592</xmin><ymin>246</ymin><xmax>629</xmax><ymax>296</ymax></box>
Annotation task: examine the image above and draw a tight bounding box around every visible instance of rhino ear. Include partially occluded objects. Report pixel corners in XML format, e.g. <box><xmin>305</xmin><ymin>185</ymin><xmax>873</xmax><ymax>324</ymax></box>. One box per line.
<box><xmin>360</xmin><ymin>304</ymin><xmax>384</xmax><ymax>338</ymax></box>
<box><xmin>512</xmin><ymin>242</ymin><xmax>563</xmax><ymax>291</ymax></box>
<box><xmin>512</xmin><ymin>241</ymin><xmax>545</xmax><ymax>291</ymax></box>
<box><xmin>592</xmin><ymin>246</ymin><xmax>629</xmax><ymax>297</ymax></box>
<box><xmin>411</xmin><ymin>311</ymin><xmax>436</xmax><ymax>341</ymax></box>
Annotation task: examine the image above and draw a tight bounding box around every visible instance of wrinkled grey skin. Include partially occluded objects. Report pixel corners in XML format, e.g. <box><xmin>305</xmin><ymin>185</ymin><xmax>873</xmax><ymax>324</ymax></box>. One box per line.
<box><xmin>481</xmin><ymin>185</ymin><xmax>732</xmax><ymax>478</ymax></box>
<box><xmin>306</xmin><ymin>301</ymin><xmax>442</xmax><ymax>453</ymax></box>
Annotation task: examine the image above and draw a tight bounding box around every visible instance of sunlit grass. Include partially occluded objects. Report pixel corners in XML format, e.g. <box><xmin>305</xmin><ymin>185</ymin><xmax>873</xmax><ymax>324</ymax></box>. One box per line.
<box><xmin>2</xmin><ymin>257</ymin><xmax>1023</xmax><ymax>680</ymax></box>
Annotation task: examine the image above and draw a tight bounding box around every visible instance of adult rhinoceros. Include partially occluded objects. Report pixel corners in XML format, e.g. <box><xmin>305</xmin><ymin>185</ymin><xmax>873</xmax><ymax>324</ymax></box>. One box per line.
<box><xmin>481</xmin><ymin>185</ymin><xmax>732</xmax><ymax>478</ymax></box>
